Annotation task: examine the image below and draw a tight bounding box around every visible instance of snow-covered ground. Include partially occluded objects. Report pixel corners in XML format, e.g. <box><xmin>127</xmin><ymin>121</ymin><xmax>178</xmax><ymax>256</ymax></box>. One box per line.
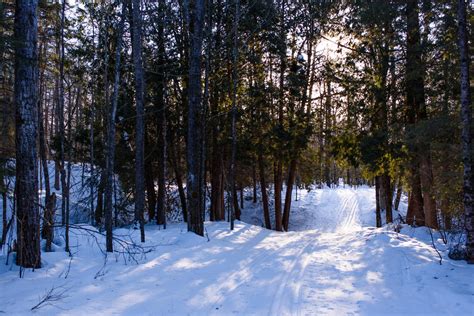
<box><xmin>1</xmin><ymin>187</ymin><xmax>473</xmax><ymax>315</ymax></box>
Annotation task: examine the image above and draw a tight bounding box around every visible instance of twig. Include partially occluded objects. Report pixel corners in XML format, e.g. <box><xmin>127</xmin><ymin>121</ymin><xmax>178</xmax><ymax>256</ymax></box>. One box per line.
<box><xmin>30</xmin><ymin>285</ymin><xmax>69</xmax><ymax>311</ymax></box>
<box><xmin>428</xmin><ymin>227</ymin><xmax>442</xmax><ymax>265</ymax></box>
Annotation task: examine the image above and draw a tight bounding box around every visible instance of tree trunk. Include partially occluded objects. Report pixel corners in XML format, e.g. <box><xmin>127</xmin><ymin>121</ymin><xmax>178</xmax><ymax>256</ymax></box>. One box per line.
<box><xmin>282</xmin><ymin>159</ymin><xmax>297</xmax><ymax>231</ymax></box>
<box><xmin>130</xmin><ymin>0</ymin><xmax>146</xmax><ymax>242</ymax></box>
<box><xmin>156</xmin><ymin>4</ymin><xmax>167</xmax><ymax>229</ymax></box>
<box><xmin>144</xmin><ymin>153</ymin><xmax>156</xmax><ymax>221</ymax></box>
<box><xmin>274</xmin><ymin>161</ymin><xmax>283</xmax><ymax>231</ymax></box>
<box><xmin>38</xmin><ymin>45</ymin><xmax>54</xmax><ymax>252</ymax></box>
<box><xmin>394</xmin><ymin>180</ymin><xmax>402</xmax><ymax>211</ymax></box>
<box><xmin>420</xmin><ymin>155</ymin><xmax>437</xmax><ymax>228</ymax></box>
<box><xmin>58</xmin><ymin>0</ymin><xmax>67</xmax><ymax>241</ymax></box>
<box><xmin>104</xmin><ymin>3</ymin><xmax>125</xmax><ymax>252</ymax></box>
<box><xmin>240</xmin><ymin>186</ymin><xmax>244</xmax><ymax>210</ymax></box>
<box><xmin>458</xmin><ymin>0</ymin><xmax>474</xmax><ymax>263</ymax></box>
<box><xmin>14</xmin><ymin>0</ymin><xmax>41</xmax><ymax>268</ymax></box>
<box><xmin>95</xmin><ymin>172</ymin><xmax>105</xmax><ymax>226</ymax></box>
<box><xmin>406</xmin><ymin>0</ymin><xmax>427</xmax><ymax>227</ymax></box>
<box><xmin>210</xmin><ymin>149</ymin><xmax>224</xmax><ymax>221</ymax></box>
<box><xmin>375</xmin><ymin>176</ymin><xmax>382</xmax><ymax>228</ymax></box>
<box><xmin>406</xmin><ymin>170</ymin><xmax>425</xmax><ymax>226</ymax></box>
<box><xmin>186</xmin><ymin>0</ymin><xmax>206</xmax><ymax>236</ymax></box>
<box><xmin>156</xmin><ymin>108</ymin><xmax>167</xmax><ymax>228</ymax></box>
<box><xmin>229</xmin><ymin>0</ymin><xmax>240</xmax><ymax>230</ymax></box>
<box><xmin>252</xmin><ymin>165</ymin><xmax>257</xmax><ymax>203</ymax></box>
<box><xmin>169</xmin><ymin>137</ymin><xmax>187</xmax><ymax>222</ymax></box>
<box><xmin>258</xmin><ymin>153</ymin><xmax>271</xmax><ymax>229</ymax></box>
<box><xmin>384</xmin><ymin>175</ymin><xmax>393</xmax><ymax>224</ymax></box>
<box><xmin>1</xmin><ymin>190</ymin><xmax>7</xmax><ymax>247</ymax></box>
<box><xmin>1</xmin><ymin>173</ymin><xmax>8</xmax><ymax>247</ymax></box>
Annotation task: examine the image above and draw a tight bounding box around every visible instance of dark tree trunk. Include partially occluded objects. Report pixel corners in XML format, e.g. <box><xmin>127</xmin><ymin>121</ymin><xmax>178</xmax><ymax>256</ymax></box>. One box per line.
<box><xmin>1</xmin><ymin>186</ymin><xmax>7</xmax><ymax>247</ymax></box>
<box><xmin>420</xmin><ymin>155</ymin><xmax>437</xmax><ymax>228</ymax></box>
<box><xmin>144</xmin><ymin>152</ymin><xmax>156</xmax><ymax>221</ymax></box>
<box><xmin>282</xmin><ymin>159</ymin><xmax>297</xmax><ymax>231</ymax></box>
<box><xmin>210</xmin><ymin>150</ymin><xmax>224</xmax><ymax>221</ymax></box>
<box><xmin>384</xmin><ymin>175</ymin><xmax>393</xmax><ymax>224</ymax></box>
<box><xmin>155</xmin><ymin>105</ymin><xmax>167</xmax><ymax>228</ymax></box>
<box><xmin>89</xmin><ymin>91</ymin><xmax>95</xmax><ymax>225</ymax></box>
<box><xmin>252</xmin><ymin>165</ymin><xmax>257</xmax><ymax>203</ymax></box>
<box><xmin>14</xmin><ymin>0</ymin><xmax>41</xmax><ymax>268</ymax></box>
<box><xmin>458</xmin><ymin>0</ymin><xmax>474</xmax><ymax>263</ymax></box>
<box><xmin>38</xmin><ymin>45</ymin><xmax>54</xmax><ymax>252</ymax></box>
<box><xmin>156</xmin><ymin>4</ymin><xmax>167</xmax><ymax>228</ymax></box>
<box><xmin>229</xmin><ymin>0</ymin><xmax>240</xmax><ymax>229</ymax></box>
<box><xmin>186</xmin><ymin>0</ymin><xmax>206</xmax><ymax>236</ymax></box>
<box><xmin>95</xmin><ymin>172</ymin><xmax>105</xmax><ymax>226</ymax></box>
<box><xmin>130</xmin><ymin>0</ymin><xmax>146</xmax><ymax>242</ymax></box>
<box><xmin>58</xmin><ymin>0</ymin><xmax>67</xmax><ymax>245</ymax></box>
<box><xmin>169</xmin><ymin>136</ymin><xmax>187</xmax><ymax>222</ymax></box>
<box><xmin>104</xmin><ymin>3</ymin><xmax>125</xmax><ymax>252</ymax></box>
<box><xmin>258</xmin><ymin>153</ymin><xmax>271</xmax><ymax>229</ymax></box>
<box><xmin>375</xmin><ymin>176</ymin><xmax>382</xmax><ymax>228</ymax></box>
<box><xmin>240</xmin><ymin>186</ymin><xmax>244</xmax><ymax>210</ymax></box>
<box><xmin>406</xmin><ymin>0</ymin><xmax>426</xmax><ymax>227</ymax></box>
<box><xmin>406</xmin><ymin>171</ymin><xmax>425</xmax><ymax>226</ymax></box>
<box><xmin>394</xmin><ymin>180</ymin><xmax>402</xmax><ymax>211</ymax></box>
<box><xmin>274</xmin><ymin>161</ymin><xmax>283</xmax><ymax>231</ymax></box>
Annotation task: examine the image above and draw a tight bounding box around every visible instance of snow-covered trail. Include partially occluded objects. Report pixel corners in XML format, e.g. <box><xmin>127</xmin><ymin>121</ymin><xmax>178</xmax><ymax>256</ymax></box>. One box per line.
<box><xmin>1</xmin><ymin>187</ymin><xmax>473</xmax><ymax>315</ymax></box>
<box><xmin>288</xmin><ymin>187</ymin><xmax>365</xmax><ymax>232</ymax></box>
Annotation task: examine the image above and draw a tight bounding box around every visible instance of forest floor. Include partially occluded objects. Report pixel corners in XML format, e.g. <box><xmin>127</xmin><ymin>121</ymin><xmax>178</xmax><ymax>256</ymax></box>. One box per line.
<box><xmin>1</xmin><ymin>186</ymin><xmax>474</xmax><ymax>315</ymax></box>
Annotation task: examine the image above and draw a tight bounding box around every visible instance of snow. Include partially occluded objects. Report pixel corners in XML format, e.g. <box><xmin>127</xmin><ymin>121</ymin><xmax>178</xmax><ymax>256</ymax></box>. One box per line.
<box><xmin>1</xmin><ymin>185</ymin><xmax>474</xmax><ymax>315</ymax></box>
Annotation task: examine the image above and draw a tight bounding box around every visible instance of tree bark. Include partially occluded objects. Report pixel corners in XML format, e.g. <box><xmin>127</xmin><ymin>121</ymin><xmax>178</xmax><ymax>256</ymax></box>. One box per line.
<box><xmin>384</xmin><ymin>175</ymin><xmax>393</xmax><ymax>224</ymax></box>
<box><xmin>282</xmin><ymin>159</ymin><xmax>297</xmax><ymax>231</ymax></box>
<box><xmin>104</xmin><ymin>2</ymin><xmax>125</xmax><ymax>252</ymax></box>
<box><xmin>458</xmin><ymin>0</ymin><xmax>474</xmax><ymax>263</ymax></box>
<box><xmin>95</xmin><ymin>172</ymin><xmax>105</xmax><ymax>226</ymax></box>
<box><xmin>394</xmin><ymin>179</ymin><xmax>402</xmax><ymax>211</ymax></box>
<box><xmin>252</xmin><ymin>165</ymin><xmax>257</xmax><ymax>203</ymax></box>
<box><xmin>38</xmin><ymin>43</ymin><xmax>54</xmax><ymax>252</ymax></box>
<box><xmin>375</xmin><ymin>176</ymin><xmax>382</xmax><ymax>228</ymax></box>
<box><xmin>274</xmin><ymin>161</ymin><xmax>283</xmax><ymax>231</ymax></box>
<box><xmin>144</xmin><ymin>151</ymin><xmax>156</xmax><ymax>221</ymax></box>
<box><xmin>14</xmin><ymin>0</ymin><xmax>41</xmax><ymax>268</ymax></box>
<box><xmin>186</xmin><ymin>0</ymin><xmax>206</xmax><ymax>236</ymax></box>
<box><xmin>406</xmin><ymin>170</ymin><xmax>425</xmax><ymax>226</ymax></box>
<box><xmin>156</xmin><ymin>4</ymin><xmax>167</xmax><ymax>228</ymax></box>
<box><xmin>406</xmin><ymin>0</ymin><xmax>426</xmax><ymax>227</ymax></box>
<box><xmin>420</xmin><ymin>155</ymin><xmax>437</xmax><ymax>228</ymax></box>
<box><xmin>258</xmin><ymin>153</ymin><xmax>271</xmax><ymax>229</ymax></box>
<box><xmin>130</xmin><ymin>0</ymin><xmax>146</xmax><ymax>242</ymax></box>
<box><xmin>169</xmin><ymin>135</ymin><xmax>187</xmax><ymax>222</ymax></box>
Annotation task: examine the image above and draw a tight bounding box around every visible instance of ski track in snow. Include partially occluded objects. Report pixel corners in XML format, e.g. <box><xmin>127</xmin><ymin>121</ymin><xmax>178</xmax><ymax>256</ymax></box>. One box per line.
<box><xmin>1</xmin><ymin>186</ymin><xmax>474</xmax><ymax>315</ymax></box>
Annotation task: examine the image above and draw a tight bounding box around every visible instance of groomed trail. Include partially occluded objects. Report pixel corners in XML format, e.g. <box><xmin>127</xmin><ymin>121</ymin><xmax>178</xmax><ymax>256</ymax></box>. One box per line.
<box><xmin>1</xmin><ymin>187</ymin><xmax>474</xmax><ymax>315</ymax></box>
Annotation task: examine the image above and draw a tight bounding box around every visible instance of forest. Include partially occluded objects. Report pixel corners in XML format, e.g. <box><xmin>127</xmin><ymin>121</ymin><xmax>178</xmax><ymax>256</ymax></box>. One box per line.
<box><xmin>0</xmin><ymin>0</ymin><xmax>473</xmax><ymax>314</ymax></box>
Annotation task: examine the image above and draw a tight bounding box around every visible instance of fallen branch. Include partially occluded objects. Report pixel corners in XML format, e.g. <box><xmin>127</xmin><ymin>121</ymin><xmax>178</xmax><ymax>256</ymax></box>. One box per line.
<box><xmin>30</xmin><ymin>285</ymin><xmax>69</xmax><ymax>311</ymax></box>
<box><xmin>428</xmin><ymin>227</ymin><xmax>442</xmax><ymax>265</ymax></box>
